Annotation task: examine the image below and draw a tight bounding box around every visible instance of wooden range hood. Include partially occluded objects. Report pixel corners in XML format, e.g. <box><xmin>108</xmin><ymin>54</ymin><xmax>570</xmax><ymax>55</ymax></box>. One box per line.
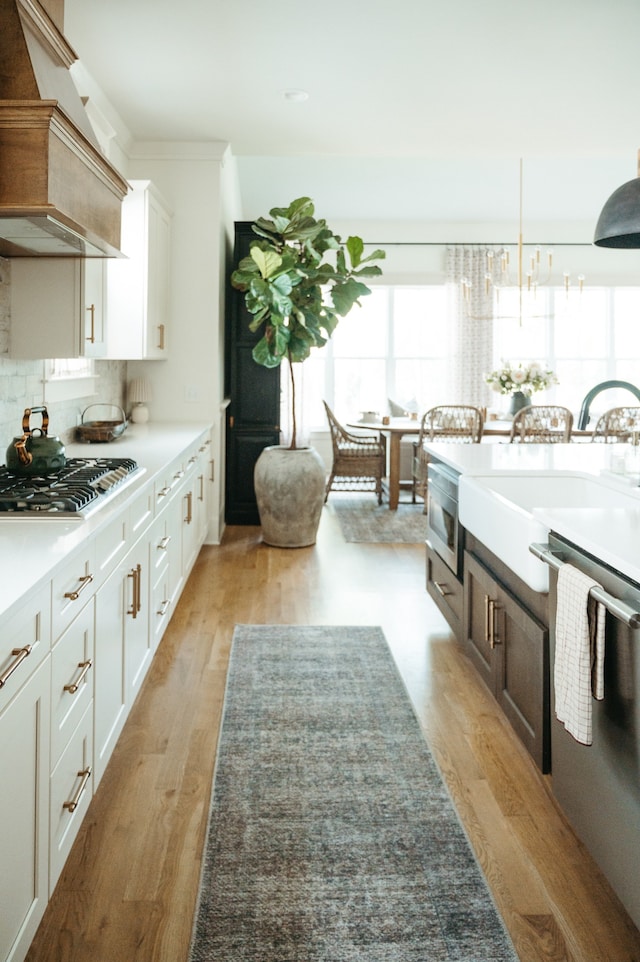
<box><xmin>0</xmin><ymin>0</ymin><xmax>128</xmax><ymax>256</ymax></box>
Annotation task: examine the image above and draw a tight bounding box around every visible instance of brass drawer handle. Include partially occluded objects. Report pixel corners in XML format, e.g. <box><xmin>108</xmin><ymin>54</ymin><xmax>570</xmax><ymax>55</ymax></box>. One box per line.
<box><xmin>127</xmin><ymin>564</ymin><xmax>142</xmax><ymax>618</ymax></box>
<box><xmin>184</xmin><ymin>490</ymin><xmax>193</xmax><ymax>525</ymax></box>
<box><xmin>433</xmin><ymin>581</ymin><xmax>451</xmax><ymax>597</ymax></box>
<box><xmin>198</xmin><ymin>474</ymin><xmax>204</xmax><ymax>502</ymax></box>
<box><xmin>158</xmin><ymin>323</ymin><xmax>165</xmax><ymax>350</ymax></box>
<box><xmin>64</xmin><ymin>659</ymin><xmax>93</xmax><ymax>694</ymax></box>
<box><xmin>489</xmin><ymin>599</ymin><xmax>501</xmax><ymax>648</ymax></box>
<box><xmin>86</xmin><ymin>303</ymin><xmax>96</xmax><ymax>343</ymax></box>
<box><xmin>0</xmin><ymin>645</ymin><xmax>32</xmax><ymax>688</ymax></box>
<box><xmin>64</xmin><ymin>573</ymin><xmax>93</xmax><ymax>601</ymax></box>
<box><xmin>157</xmin><ymin>599</ymin><xmax>170</xmax><ymax>617</ymax></box>
<box><xmin>158</xmin><ymin>535</ymin><xmax>171</xmax><ymax>551</ymax></box>
<box><xmin>63</xmin><ymin>767</ymin><xmax>92</xmax><ymax>813</ymax></box>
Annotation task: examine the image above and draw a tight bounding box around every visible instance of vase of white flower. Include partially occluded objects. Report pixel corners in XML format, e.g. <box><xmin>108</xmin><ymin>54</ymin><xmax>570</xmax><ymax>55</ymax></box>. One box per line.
<box><xmin>484</xmin><ymin>360</ymin><xmax>558</xmax><ymax>417</ymax></box>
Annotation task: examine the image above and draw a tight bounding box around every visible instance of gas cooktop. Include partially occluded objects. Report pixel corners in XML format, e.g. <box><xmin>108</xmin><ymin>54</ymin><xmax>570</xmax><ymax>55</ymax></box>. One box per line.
<box><xmin>0</xmin><ymin>457</ymin><xmax>143</xmax><ymax>518</ymax></box>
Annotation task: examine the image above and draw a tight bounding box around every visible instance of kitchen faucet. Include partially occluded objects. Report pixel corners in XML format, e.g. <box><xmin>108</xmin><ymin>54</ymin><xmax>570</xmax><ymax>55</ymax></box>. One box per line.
<box><xmin>577</xmin><ymin>380</ymin><xmax>640</xmax><ymax>430</ymax></box>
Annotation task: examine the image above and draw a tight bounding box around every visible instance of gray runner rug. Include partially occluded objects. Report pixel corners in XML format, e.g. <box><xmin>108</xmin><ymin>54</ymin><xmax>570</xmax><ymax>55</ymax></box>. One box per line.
<box><xmin>189</xmin><ymin>625</ymin><xmax>519</xmax><ymax>962</ymax></box>
<box><xmin>330</xmin><ymin>496</ymin><xmax>429</xmax><ymax>543</ymax></box>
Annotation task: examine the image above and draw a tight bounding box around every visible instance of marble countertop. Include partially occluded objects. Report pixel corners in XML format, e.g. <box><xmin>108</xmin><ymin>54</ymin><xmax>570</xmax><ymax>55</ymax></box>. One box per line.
<box><xmin>424</xmin><ymin>441</ymin><xmax>640</xmax><ymax>585</ymax></box>
<box><xmin>0</xmin><ymin>422</ymin><xmax>211</xmax><ymax>621</ymax></box>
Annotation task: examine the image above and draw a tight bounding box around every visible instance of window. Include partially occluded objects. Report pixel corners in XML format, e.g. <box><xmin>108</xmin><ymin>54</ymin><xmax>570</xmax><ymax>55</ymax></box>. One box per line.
<box><xmin>285</xmin><ymin>278</ymin><xmax>640</xmax><ymax>438</ymax></box>
<box><xmin>289</xmin><ymin>286</ymin><xmax>449</xmax><ymax>435</ymax></box>
<box><xmin>492</xmin><ymin>286</ymin><xmax>640</xmax><ymax>416</ymax></box>
<box><xmin>43</xmin><ymin>358</ymin><xmax>98</xmax><ymax>403</ymax></box>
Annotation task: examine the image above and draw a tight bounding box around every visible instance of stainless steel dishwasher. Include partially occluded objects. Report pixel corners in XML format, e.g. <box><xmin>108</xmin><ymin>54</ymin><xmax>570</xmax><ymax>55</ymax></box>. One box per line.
<box><xmin>533</xmin><ymin>533</ymin><xmax>640</xmax><ymax>930</ymax></box>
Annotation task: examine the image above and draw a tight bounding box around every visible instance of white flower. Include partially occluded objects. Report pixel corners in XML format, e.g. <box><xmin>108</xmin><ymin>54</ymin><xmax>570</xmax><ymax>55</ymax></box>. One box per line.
<box><xmin>483</xmin><ymin>360</ymin><xmax>557</xmax><ymax>396</ymax></box>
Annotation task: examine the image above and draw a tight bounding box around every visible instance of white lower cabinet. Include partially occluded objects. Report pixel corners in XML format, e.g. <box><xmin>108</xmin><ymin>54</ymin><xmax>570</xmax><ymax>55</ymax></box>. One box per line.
<box><xmin>49</xmin><ymin>700</ymin><xmax>94</xmax><ymax>890</ymax></box>
<box><xmin>93</xmin><ymin>560</ymin><xmax>128</xmax><ymax>788</ymax></box>
<box><xmin>0</xmin><ymin>425</ymin><xmax>212</xmax><ymax>962</ymax></box>
<box><xmin>0</xmin><ymin>656</ymin><xmax>51</xmax><ymax>962</ymax></box>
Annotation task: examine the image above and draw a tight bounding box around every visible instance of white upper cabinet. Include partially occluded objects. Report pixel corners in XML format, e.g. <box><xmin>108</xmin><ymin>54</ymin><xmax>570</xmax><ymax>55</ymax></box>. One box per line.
<box><xmin>106</xmin><ymin>180</ymin><xmax>172</xmax><ymax>360</ymax></box>
<box><xmin>10</xmin><ymin>257</ymin><xmax>107</xmax><ymax>359</ymax></box>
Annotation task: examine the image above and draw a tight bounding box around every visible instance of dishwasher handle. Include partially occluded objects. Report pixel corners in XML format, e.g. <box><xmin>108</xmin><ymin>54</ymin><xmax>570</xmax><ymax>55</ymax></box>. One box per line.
<box><xmin>529</xmin><ymin>542</ymin><xmax>640</xmax><ymax>629</ymax></box>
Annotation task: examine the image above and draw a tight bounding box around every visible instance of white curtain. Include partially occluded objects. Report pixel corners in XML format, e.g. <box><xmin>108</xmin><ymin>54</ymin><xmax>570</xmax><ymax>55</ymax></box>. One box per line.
<box><xmin>446</xmin><ymin>247</ymin><xmax>497</xmax><ymax>407</ymax></box>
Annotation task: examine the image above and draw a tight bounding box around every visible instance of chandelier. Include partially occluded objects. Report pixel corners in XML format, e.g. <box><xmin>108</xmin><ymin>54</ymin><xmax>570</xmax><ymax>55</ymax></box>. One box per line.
<box><xmin>460</xmin><ymin>158</ymin><xmax>585</xmax><ymax>323</ymax></box>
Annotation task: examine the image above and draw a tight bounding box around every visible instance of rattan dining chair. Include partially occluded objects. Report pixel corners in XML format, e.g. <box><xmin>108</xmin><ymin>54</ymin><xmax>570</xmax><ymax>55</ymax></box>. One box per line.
<box><xmin>412</xmin><ymin>405</ymin><xmax>484</xmax><ymax>507</ymax></box>
<box><xmin>591</xmin><ymin>406</ymin><xmax>640</xmax><ymax>442</ymax></box>
<box><xmin>323</xmin><ymin>402</ymin><xmax>387</xmax><ymax>504</ymax></box>
<box><xmin>509</xmin><ymin>405</ymin><xmax>573</xmax><ymax>443</ymax></box>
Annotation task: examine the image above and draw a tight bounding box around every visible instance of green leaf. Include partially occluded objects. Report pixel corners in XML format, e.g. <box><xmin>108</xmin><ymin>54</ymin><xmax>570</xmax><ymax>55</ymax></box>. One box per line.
<box><xmin>250</xmin><ymin>247</ymin><xmax>283</xmax><ymax>279</ymax></box>
<box><xmin>331</xmin><ymin>277</ymin><xmax>372</xmax><ymax>316</ymax></box>
<box><xmin>346</xmin><ymin>235</ymin><xmax>364</xmax><ymax>267</ymax></box>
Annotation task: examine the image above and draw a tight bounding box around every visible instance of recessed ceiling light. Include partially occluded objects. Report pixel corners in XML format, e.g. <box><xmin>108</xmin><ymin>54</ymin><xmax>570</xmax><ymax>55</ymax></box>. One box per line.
<box><xmin>283</xmin><ymin>89</ymin><xmax>309</xmax><ymax>103</ymax></box>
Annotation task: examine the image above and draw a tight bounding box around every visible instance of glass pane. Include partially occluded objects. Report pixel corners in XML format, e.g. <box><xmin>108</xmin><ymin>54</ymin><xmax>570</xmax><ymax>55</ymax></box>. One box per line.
<box><xmin>334</xmin><ymin>359</ymin><xmax>386</xmax><ymax>420</ymax></box>
<box><xmin>554</xmin><ymin>288</ymin><xmax>607</xmax><ymax>357</ymax></box>
<box><xmin>393</xmin><ymin>359</ymin><xmax>449</xmax><ymax>411</ymax></box>
<box><xmin>393</xmin><ymin>288</ymin><xmax>447</xmax><ymax>357</ymax></box>
<box><xmin>614</xmin><ymin>289</ymin><xmax>640</xmax><ymax>357</ymax></box>
<box><xmin>332</xmin><ymin>288</ymin><xmax>388</xmax><ymax>358</ymax></box>
<box><xmin>554</xmin><ymin>359</ymin><xmax>609</xmax><ymax>414</ymax></box>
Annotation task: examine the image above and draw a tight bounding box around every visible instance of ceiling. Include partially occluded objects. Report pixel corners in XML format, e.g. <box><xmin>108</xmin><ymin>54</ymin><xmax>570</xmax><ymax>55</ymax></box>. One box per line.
<box><xmin>62</xmin><ymin>0</ymin><xmax>640</xmax><ymax>227</ymax></box>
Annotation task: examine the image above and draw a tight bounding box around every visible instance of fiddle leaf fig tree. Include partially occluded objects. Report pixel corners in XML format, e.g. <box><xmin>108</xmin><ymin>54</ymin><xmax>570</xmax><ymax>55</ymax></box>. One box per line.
<box><xmin>231</xmin><ymin>197</ymin><xmax>385</xmax><ymax>448</ymax></box>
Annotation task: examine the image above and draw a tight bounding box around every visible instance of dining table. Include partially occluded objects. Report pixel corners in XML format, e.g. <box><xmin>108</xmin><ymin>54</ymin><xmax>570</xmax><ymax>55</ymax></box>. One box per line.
<box><xmin>349</xmin><ymin>416</ymin><xmax>590</xmax><ymax>509</ymax></box>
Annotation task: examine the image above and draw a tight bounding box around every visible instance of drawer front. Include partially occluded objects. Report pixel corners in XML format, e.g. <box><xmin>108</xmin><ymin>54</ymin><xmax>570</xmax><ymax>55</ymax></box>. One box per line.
<box><xmin>427</xmin><ymin>544</ymin><xmax>463</xmax><ymax>638</ymax></box>
<box><xmin>95</xmin><ymin>506</ymin><xmax>128</xmax><ymax>586</ymax></box>
<box><xmin>51</xmin><ymin>598</ymin><xmax>95</xmax><ymax>770</ymax></box>
<box><xmin>52</xmin><ymin>542</ymin><xmax>97</xmax><ymax>642</ymax></box>
<box><xmin>49</xmin><ymin>700</ymin><xmax>93</xmax><ymax>891</ymax></box>
<box><xmin>129</xmin><ymin>486</ymin><xmax>154</xmax><ymax>539</ymax></box>
<box><xmin>0</xmin><ymin>582</ymin><xmax>51</xmax><ymax>712</ymax></box>
<box><xmin>150</xmin><ymin>557</ymin><xmax>171</xmax><ymax>651</ymax></box>
<box><xmin>154</xmin><ymin>457</ymin><xmax>184</xmax><ymax>512</ymax></box>
<box><xmin>149</xmin><ymin>513</ymin><xmax>173</xmax><ymax>578</ymax></box>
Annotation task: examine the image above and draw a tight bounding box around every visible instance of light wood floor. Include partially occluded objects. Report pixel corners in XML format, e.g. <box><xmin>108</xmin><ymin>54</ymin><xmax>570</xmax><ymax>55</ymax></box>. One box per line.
<box><xmin>26</xmin><ymin>503</ymin><xmax>640</xmax><ymax>962</ymax></box>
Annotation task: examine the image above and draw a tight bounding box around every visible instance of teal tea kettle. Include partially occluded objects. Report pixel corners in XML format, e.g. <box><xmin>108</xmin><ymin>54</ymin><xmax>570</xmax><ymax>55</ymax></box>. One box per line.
<box><xmin>6</xmin><ymin>406</ymin><xmax>67</xmax><ymax>476</ymax></box>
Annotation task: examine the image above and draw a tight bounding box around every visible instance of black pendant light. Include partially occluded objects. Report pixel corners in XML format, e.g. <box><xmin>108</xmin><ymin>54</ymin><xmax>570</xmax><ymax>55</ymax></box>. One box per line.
<box><xmin>594</xmin><ymin>151</ymin><xmax>640</xmax><ymax>248</ymax></box>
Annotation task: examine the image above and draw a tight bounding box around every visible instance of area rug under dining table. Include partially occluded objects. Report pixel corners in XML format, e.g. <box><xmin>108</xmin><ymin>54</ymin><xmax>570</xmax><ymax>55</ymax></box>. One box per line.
<box><xmin>188</xmin><ymin>625</ymin><xmax>518</xmax><ymax>962</ymax></box>
<box><xmin>329</xmin><ymin>494</ymin><xmax>429</xmax><ymax>543</ymax></box>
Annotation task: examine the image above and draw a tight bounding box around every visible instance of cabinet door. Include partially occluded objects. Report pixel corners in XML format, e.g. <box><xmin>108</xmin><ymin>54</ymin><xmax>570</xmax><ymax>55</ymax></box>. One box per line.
<box><xmin>0</xmin><ymin>656</ymin><xmax>51</xmax><ymax>962</ymax></box>
<box><xmin>82</xmin><ymin>258</ymin><xmax>107</xmax><ymax>357</ymax></box>
<box><xmin>463</xmin><ymin>550</ymin><xmax>499</xmax><ymax>693</ymax></box>
<box><xmin>10</xmin><ymin>257</ymin><xmax>106</xmax><ymax>359</ymax></box>
<box><xmin>125</xmin><ymin>550</ymin><xmax>151</xmax><ymax>701</ymax></box>
<box><xmin>93</xmin><ymin>564</ymin><xmax>127</xmax><ymax>787</ymax></box>
<box><xmin>495</xmin><ymin>580</ymin><xmax>550</xmax><ymax>772</ymax></box>
<box><xmin>225</xmin><ymin>222</ymin><xmax>281</xmax><ymax>524</ymax></box>
<box><xmin>106</xmin><ymin>179</ymin><xmax>171</xmax><ymax>359</ymax></box>
<box><xmin>145</xmin><ymin>189</ymin><xmax>171</xmax><ymax>358</ymax></box>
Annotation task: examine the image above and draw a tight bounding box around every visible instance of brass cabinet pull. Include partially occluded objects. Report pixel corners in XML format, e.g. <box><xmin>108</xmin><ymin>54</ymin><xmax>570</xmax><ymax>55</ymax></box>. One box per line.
<box><xmin>209</xmin><ymin>459</ymin><xmax>214</xmax><ymax>483</ymax></box>
<box><xmin>64</xmin><ymin>659</ymin><xmax>93</xmax><ymax>694</ymax></box>
<box><xmin>489</xmin><ymin>600</ymin><xmax>501</xmax><ymax>648</ymax></box>
<box><xmin>484</xmin><ymin>594</ymin><xmax>491</xmax><ymax>643</ymax></box>
<box><xmin>433</xmin><ymin>581</ymin><xmax>450</xmax><ymax>597</ymax></box>
<box><xmin>63</xmin><ymin>767</ymin><xmax>92</xmax><ymax>813</ymax></box>
<box><xmin>198</xmin><ymin>474</ymin><xmax>204</xmax><ymax>502</ymax></box>
<box><xmin>127</xmin><ymin>564</ymin><xmax>142</xmax><ymax>618</ymax></box>
<box><xmin>0</xmin><ymin>645</ymin><xmax>32</xmax><ymax>688</ymax></box>
<box><xmin>64</xmin><ymin>573</ymin><xmax>93</xmax><ymax>601</ymax></box>
<box><xmin>158</xmin><ymin>535</ymin><xmax>171</xmax><ymax>551</ymax></box>
<box><xmin>173</xmin><ymin>470</ymin><xmax>184</xmax><ymax>481</ymax></box>
<box><xmin>85</xmin><ymin>304</ymin><xmax>96</xmax><ymax>343</ymax></box>
<box><xmin>184</xmin><ymin>491</ymin><xmax>193</xmax><ymax>525</ymax></box>
<box><xmin>157</xmin><ymin>485</ymin><xmax>171</xmax><ymax>500</ymax></box>
<box><xmin>188</xmin><ymin>455</ymin><xmax>197</xmax><ymax>465</ymax></box>
<box><xmin>157</xmin><ymin>599</ymin><xmax>170</xmax><ymax>617</ymax></box>
<box><xmin>158</xmin><ymin>324</ymin><xmax>165</xmax><ymax>350</ymax></box>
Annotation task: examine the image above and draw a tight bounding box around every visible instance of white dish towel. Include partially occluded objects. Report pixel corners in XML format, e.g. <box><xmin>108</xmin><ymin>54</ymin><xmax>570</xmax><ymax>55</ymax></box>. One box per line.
<box><xmin>554</xmin><ymin>562</ymin><xmax>606</xmax><ymax>746</ymax></box>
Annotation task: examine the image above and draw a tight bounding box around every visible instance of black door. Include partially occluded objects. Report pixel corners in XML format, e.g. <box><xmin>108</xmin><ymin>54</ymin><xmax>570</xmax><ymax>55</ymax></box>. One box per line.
<box><xmin>225</xmin><ymin>222</ymin><xmax>281</xmax><ymax>524</ymax></box>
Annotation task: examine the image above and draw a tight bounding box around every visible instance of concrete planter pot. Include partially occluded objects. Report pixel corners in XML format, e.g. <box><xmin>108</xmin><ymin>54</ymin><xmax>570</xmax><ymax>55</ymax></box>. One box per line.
<box><xmin>254</xmin><ymin>445</ymin><xmax>326</xmax><ymax>547</ymax></box>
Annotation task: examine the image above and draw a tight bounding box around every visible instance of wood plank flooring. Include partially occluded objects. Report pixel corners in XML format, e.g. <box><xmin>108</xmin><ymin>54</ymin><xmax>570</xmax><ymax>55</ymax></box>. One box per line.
<box><xmin>26</xmin><ymin>503</ymin><xmax>640</xmax><ymax>962</ymax></box>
